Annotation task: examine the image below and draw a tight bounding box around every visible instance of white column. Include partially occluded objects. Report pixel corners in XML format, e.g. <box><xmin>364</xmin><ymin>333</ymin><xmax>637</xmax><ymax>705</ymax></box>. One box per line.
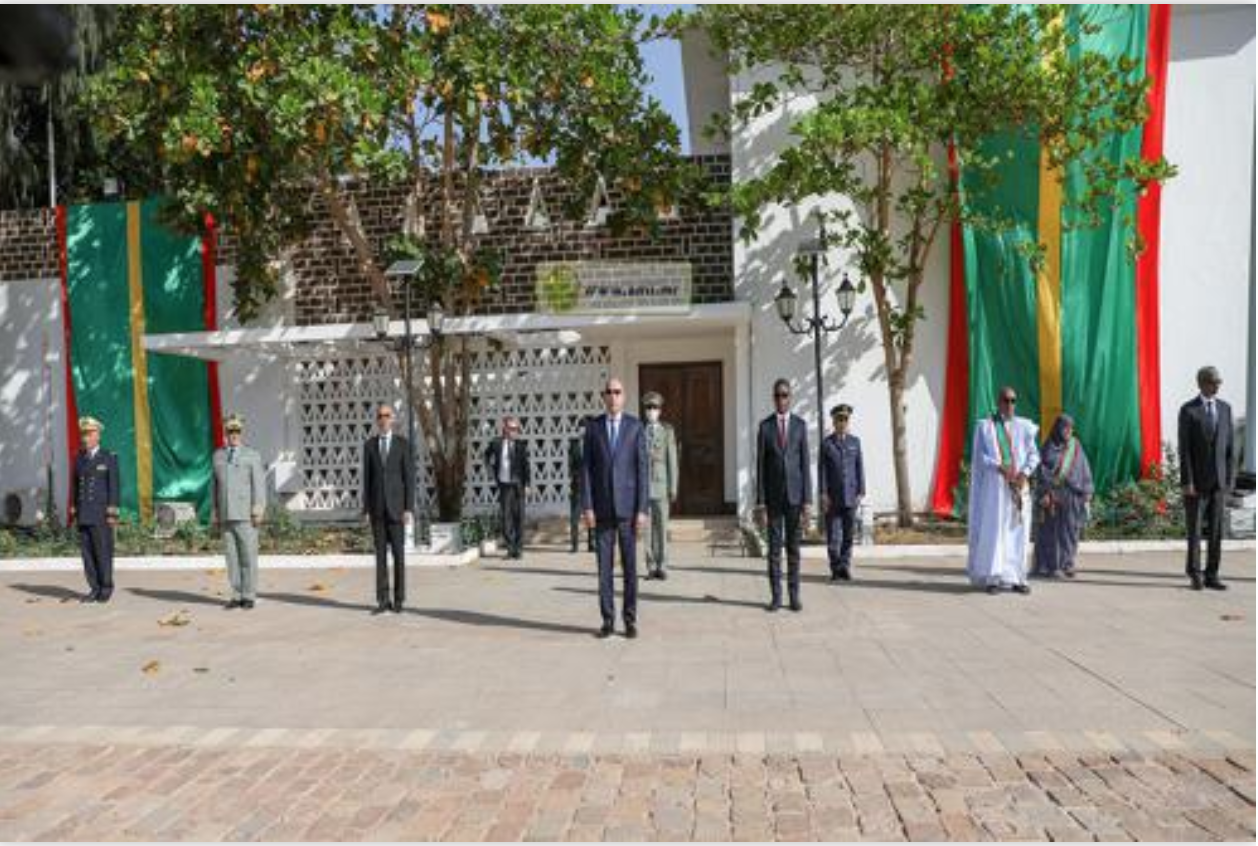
<box><xmin>735</xmin><ymin>318</ymin><xmax>753</xmax><ymax>519</ymax></box>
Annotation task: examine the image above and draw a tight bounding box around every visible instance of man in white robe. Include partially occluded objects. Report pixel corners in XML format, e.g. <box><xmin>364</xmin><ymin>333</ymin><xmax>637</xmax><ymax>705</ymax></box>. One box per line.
<box><xmin>967</xmin><ymin>387</ymin><xmax>1041</xmax><ymax>594</ymax></box>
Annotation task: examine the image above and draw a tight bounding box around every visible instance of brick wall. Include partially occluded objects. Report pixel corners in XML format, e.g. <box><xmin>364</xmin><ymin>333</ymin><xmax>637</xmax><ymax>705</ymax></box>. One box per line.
<box><xmin>0</xmin><ymin>207</ymin><xmax>57</xmax><ymax>282</ymax></box>
<box><xmin>0</xmin><ymin>155</ymin><xmax>734</xmax><ymax>322</ymax></box>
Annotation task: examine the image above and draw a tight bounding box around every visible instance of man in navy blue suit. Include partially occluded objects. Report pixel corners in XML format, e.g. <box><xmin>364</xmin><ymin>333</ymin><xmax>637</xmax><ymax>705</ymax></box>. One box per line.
<box><xmin>755</xmin><ymin>379</ymin><xmax>812</xmax><ymax>612</ymax></box>
<box><xmin>581</xmin><ymin>377</ymin><xmax>650</xmax><ymax>639</ymax></box>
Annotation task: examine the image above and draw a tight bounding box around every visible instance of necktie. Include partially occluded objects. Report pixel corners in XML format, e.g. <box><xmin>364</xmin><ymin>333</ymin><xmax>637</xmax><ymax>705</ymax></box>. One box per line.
<box><xmin>778</xmin><ymin>416</ymin><xmax>787</xmax><ymax>449</ymax></box>
<box><xmin>610</xmin><ymin>419</ymin><xmax>619</xmax><ymax>451</ymax></box>
<box><xmin>228</xmin><ymin>447</ymin><xmax>236</xmax><ymax>465</ymax></box>
<box><xmin>380</xmin><ymin>436</ymin><xmax>389</xmax><ymax>462</ymax></box>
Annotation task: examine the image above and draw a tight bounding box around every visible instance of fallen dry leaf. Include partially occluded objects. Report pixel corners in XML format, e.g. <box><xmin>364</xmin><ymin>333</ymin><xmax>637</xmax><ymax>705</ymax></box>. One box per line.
<box><xmin>24</xmin><ymin>597</ymin><xmax>40</xmax><ymax>604</ymax></box>
<box><xmin>157</xmin><ymin>610</ymin><xmax>192</xmax><ymax>628</ymax></box>
<box><xmin>141</xmin><ymin>660</ymin><xmax>161</xmax><ymax>675</ymax></box>
<box><xmin>22</xmin><ymin>627</ymin><xmax>42</xmax><ymax>637</ymax></box>
<box><xmin>193</xmin><ymin>666</ymin><xmax>209</xmax><ymax>674</ymax></box>
<box><xmin>1220</xmin><ymin>614</ymin><xmax>1245</xmax><ymax>621</ymax></box>
<box><xmin>308</xmin><ymin>582</ymin><xmax>329</xmax><ymax>593</ymax></box>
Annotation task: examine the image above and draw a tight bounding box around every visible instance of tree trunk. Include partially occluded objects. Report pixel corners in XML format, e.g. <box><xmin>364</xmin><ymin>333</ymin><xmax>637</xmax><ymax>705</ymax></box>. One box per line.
<box><xmin>888</xmin><ymin>371</ymin><xmax>914</xmax><ymax>528</ymax></box>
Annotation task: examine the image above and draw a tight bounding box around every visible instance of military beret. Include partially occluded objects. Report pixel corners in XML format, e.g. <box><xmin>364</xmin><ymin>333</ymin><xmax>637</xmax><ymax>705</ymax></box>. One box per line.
<box><xmin>224</xmin><ymin>413</ymin><xmax>245</xmax><ymax>432</ymax></box>
<box><xmin>642</xmin><ymin>391</ymin><xmax>664</xmax><ymax>408</ymax></box>
<box><xmin>78</xmin><ymin>416</ymin><xmax>103</xmax><ymax>432</ymax></box>
<box><xmin>829</xmin><ymin>404</ymin><xmax>853</xmax><ymax>417</ymax></box>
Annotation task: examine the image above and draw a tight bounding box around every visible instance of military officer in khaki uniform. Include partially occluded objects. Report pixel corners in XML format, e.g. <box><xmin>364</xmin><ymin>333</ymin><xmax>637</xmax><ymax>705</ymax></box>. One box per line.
<box><xmin>642</xmin><ymin>391</ymin><xmax>679</xmax><ymax>580</ymax></box>
<box><xmin>211</xmin><ymin>414</ymin><xmax>267</xmax><ymax>609</ymax></box>
<box><xmin>70</xmin><ymin>416</ymin><xmax>120</xmax><ymax>603</ymax></box>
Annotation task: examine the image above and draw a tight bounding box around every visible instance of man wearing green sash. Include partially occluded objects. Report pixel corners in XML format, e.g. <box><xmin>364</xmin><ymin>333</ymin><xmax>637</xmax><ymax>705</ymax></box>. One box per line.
<box><xmin>966</xmin><ymin>387</ymin><xmax>1040</xmax><ymax>594</ymax></box>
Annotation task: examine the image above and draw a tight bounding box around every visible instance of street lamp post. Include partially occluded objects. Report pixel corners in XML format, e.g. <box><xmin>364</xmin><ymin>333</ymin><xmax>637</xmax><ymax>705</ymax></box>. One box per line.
<box><xmin>376</xmin><ymin>259</ymin><xmax>445</xmax><ymax>542</ymax></box>
<box><xmin>773</xmin><ymin>224</ymin><xmax>857</xmax><ymax>533</ymax></box>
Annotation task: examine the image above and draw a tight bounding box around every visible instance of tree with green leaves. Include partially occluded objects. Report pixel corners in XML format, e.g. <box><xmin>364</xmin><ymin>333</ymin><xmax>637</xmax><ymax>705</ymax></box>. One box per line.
<box><xmin>86</xmin><ymin>4</ymin><xmax>691</xmax><ymax>521</ymax></box>
<box><xmin>692</xmin><ymin>4</ymin><xmax>1173</xmax><ymax>527</ymax></box>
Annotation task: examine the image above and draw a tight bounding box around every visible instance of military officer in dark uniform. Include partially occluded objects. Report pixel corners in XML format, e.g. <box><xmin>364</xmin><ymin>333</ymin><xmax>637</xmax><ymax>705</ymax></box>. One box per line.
<box><xmin>69</xmin><ymin>416</ymin><xmax>120</xmax><ymax>603</ymax></box>
<box><xmin>819</xmin><ymin>403</ymin><xmax>865</xmax><ymax>581</ymax></box>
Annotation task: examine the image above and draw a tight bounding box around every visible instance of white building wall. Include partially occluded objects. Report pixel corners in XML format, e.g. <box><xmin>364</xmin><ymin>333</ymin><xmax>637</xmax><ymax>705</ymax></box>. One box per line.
<box><xmin>1160</xmin><ymin>5</ymin><xmax>1255</xmax><ymax>447</ymax></box>
<box><xmin>725</xmin><ymin>6</ymin><xmax>1256</xmax><ymax>513</ymax></box>
<box><xmin>0</xmin><ymin>277</ymin><xmax>67</xmax><ymax>521</ymax></box>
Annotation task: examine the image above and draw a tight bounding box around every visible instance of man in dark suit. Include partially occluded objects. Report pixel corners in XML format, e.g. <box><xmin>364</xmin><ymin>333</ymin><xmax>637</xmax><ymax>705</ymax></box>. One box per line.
<box><xmin>1178</xmin><ymin>366</ymin><xmax>1235</xmax><ymax>591</ymax></box>
<box><xmin>581</xmin><ymin>377</ymin><xmax>649</xmax><ymax>639</ymax></box>
<box><xmin>69</xmin><ymin>416</ymin><xmax>119</xmax><ymax>603</ymax></box>
<box><xmin>755</xmin><ymin>378</ymin><xmax>812</xmax><ymax>612</ymax></box>
<box><xmin>568</xmin><ymin>416</ymin><xmax>595</xmax><ymax>554</ymax></box>
<box><xmin>485</xmin><ymin>415</ymin><xmax>531</xmax><ymax>560</ymax></box>
<box><xmin>361</xmin><ymin>403</ymin><xmax>415</xmax><ymax>614</ymax></box>
<box><xmin>820</xmin><ymin>403</ymin><xmax>865</xmax><ymax>582</ymax></box>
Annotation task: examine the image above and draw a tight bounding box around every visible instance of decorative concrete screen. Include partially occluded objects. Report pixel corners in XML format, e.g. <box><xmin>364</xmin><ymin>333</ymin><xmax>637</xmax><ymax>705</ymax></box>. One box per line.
<box><xmin>536</xmin><ymin>260</ymin><xmax>692</xmax><ymax>315</ymax></box>
<box><xmin>296</xmin><ymin>344</ymin><xmax>612</xmax><ymax>520</ymax></box>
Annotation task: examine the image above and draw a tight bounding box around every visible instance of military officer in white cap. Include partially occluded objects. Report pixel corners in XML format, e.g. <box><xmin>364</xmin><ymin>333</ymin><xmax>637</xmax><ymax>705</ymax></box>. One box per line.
<box><xmin>211</xmin><ymin>414</ymin><xmax>267</xmax><ymax>609</ymax></box>
<box><xmin>642</xmin><ymin>391</ymin><xmax>679</xmax><ymax>580</ymax></box>
<box><xmin>70</xmin><ymin>416</ymin><xmax>120</xmax><ymax>602</ymax></box>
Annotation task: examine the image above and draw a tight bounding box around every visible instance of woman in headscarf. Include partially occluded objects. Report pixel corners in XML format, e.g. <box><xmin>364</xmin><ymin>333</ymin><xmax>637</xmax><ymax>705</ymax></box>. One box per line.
<box><xmin>1033</xmin><ymin>414</ymin><xmax>1094</xmax><ymax>578</ymax></box>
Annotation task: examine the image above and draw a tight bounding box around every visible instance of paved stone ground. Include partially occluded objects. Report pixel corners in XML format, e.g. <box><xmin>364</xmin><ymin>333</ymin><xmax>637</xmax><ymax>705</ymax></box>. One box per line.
<box><xmin>0</xmin><ymin>546</ymin><xmax>1252</xmax><ymax>840</ymax></box>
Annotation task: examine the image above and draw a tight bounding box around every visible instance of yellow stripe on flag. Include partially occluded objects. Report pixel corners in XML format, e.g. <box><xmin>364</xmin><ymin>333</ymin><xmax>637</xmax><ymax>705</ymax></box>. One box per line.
<box><xmin>126</xmin><ymin>201</ymin><xmax>154</xmax><ymax>522</ymax></box>
<box><xmin>1036</xmin><ymin>12</ymin><xmax>1065</xmax><ymax>436</ymax></box>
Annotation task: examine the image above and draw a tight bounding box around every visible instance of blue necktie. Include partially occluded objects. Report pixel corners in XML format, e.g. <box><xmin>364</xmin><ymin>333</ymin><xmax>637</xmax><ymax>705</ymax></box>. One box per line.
<box><xmin>610</xmin><ymin>419</ymin><xmax>619</xmax><ymax>451</ymax></box>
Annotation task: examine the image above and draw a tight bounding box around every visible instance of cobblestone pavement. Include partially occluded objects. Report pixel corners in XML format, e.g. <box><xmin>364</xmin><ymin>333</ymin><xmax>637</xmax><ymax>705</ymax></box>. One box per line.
<box><xmin>0</xmin><ymin>743</ymin><xmax>1253</xmax><ymax>841</ymax></box>
<box><xmin>0</xmin><ymin>548</ymin><xmax>1252</xmax><ymax>839</ymax></box>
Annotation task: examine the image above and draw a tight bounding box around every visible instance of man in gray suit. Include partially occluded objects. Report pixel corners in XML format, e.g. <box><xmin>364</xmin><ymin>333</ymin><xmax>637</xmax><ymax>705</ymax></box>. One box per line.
<box><xmin>212</xmin><ymin>414</ymin><xmax>266</xmax><ymax>610</ymax></box>
<box><xmin>1178</xmin><ymin>365</ymin><xmax>1235</xmax><ymax>591</ymax></box>
<box><xmin>755</xmin><ymin>378</ymin><xmax>812</xmax><ymax>612</ymax></box>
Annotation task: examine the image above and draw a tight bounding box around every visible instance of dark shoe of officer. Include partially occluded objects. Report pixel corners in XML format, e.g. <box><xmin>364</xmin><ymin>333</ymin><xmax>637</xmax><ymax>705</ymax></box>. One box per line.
<box><xmin>242</xmin><ymin>599</ymin><xmax>255</xmax><ymax>609</ymax></box>
<box><xmin>789</xmin><ymin>600</ymin><xmax>803</xmax><ymax>612</ymax></box>
<box><xmin>224</xmin><ymin>599</ymin><xmax>242</xmax><ymax>610</ymax></box>
<box><xmin>597</xmin><ymin>623</ymin><xmax>614</xmax><ymax>639</ymax></box>
<box><xmin>625</xmin><ymin>623</ymin><xmax>638</xmax><ymax>639</ymax></box>
<box><xmin>765</xmin><ymin>601</ymin><xmax>781</xmax><ymax>613</ymax></box>
<box><xmin>1204</xmin><ymin>578</ymin><xmax>1228</xmax><ymax>591</ymax></box>
<box><xmin>838</xmin><ymin>568</ymin><xmax>852</xmax><ymax>581</ymax></box>
<box><xmin>986</xmin><ymin>584</ymin><xmax>1001</xmax><ymax>595</ymax></box>
<box><xmin>1012</xmin><ymin>584</ymin><xmax>1031</xmax><ymax>595</ymax></box>
<box><xmin>81</xmin><ymin>592</ymin><xmax>99</xmax><ymax>604</ymax></box>
<box><xmin>372</xmin><ymin>602</ymin><xmax>391</xmax><ymax>615</ymax></box>
<box><xmin>657</xmin><ymin>570</ymin><xmax>668</xmax><ymax>582</ymax></box>
<box><xmin>1189</xmin><ymin>573</ymin><xmax>1204</xmax><ymax>591</ymax></box>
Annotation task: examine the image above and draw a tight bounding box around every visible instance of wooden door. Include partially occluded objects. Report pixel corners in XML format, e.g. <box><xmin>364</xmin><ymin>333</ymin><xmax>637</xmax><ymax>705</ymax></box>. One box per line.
<box><xmin>638</xmin><ymin>362</ymin><xmax>726</xmax><ymax>515</ymax></box>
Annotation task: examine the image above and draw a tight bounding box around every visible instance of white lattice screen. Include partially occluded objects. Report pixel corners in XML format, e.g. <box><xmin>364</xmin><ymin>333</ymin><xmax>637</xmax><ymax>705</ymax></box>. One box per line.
<box><xmin>296</xmin><ymin>344</ymin><xmax>611</xmax><ymax>519</ymax></box>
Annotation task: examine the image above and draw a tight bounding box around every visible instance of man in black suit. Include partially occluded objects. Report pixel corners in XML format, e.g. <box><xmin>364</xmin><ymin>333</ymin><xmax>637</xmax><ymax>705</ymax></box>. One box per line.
<box><xmin>485</xmin><ymin>415</ymin><xmax>532</xmax><ymax>560</ymax></box>
<box><xmin>361</xmin><ymin>403</ymin><xmax>414</xmax><ymax>614</ymax></box>
<box><xmin>1178</xmin><ymin>366</ymin><xmax>1235</xmax><ymax>591</ymax></box>
<box><xmin>69</xmin><ymin>416</ymin><xmax>120</xmax><ymax>603</ymax></box>
<box><xmin>755</xmin><ymin>378</ymin><xmax>812</xmax><ymax>612</ymax></box>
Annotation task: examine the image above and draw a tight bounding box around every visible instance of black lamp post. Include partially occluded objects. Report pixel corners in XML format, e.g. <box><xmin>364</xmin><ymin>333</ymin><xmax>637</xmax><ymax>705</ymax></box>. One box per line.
<box><xmin>376</xmin><ymin>259</ymin><xmax>444</xmax><ymax>533</ymax></box>
<box><xmin>774</xmin><ymin>223</ymin><xmax>858</xmax><ymax>533</ymax></box>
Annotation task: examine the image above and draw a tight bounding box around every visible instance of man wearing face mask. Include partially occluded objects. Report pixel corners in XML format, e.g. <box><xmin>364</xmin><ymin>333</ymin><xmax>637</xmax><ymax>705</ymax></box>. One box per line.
<box><xmin>642</xmin><ymin>392</ymin><xmax>679</xmax><ymax>580</ymax></box>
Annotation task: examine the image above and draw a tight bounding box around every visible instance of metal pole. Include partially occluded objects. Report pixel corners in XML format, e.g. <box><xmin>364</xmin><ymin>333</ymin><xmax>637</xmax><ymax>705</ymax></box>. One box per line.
<box><xmin>45</xmin><ymin>83</ymin><xmax>56</xmax><ymax>208</ymax></box>
<box><xmin>810</xmin><ymin>251</ymin><xmax>826</xmax><ymax>536</ymax></box>
<box><xmin>403</xmin><ymin>279</ymin><xmax>418</xmax><ymax>530</ymax></box>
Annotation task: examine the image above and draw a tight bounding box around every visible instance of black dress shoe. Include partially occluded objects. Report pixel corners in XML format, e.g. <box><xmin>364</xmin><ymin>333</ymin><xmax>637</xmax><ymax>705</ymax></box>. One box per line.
<box><xmin>1012</xmin><ymin>584</ymin><xmax>1031</xmax><ymax>595</ymax></box>
<box><xmin>392</xmin><ymin>602</ymin><xmax>404</xmax><ymax>612</ymax></box>
<box><xmin>625</xmin><ymin>623</ymin><xmax>638</xmax><ymax>639</ymax></box>
<box><xmin>97</xmin><ymin>593</ymin><xmax>112</xmax><ymax>603</ymax></box>
<box><xmin>372</xmin><ymin>603</ymin><xmax>390</xmax><ymax>615</ymax></box>
<box><xmin>657</xmin><ymin>570</ymin><xmax>667</xmax><ymax>581</ymax></box>
<box><xmin>242</xmin><ymin>599</ymin><xmax>255</xmax><ymax>609</ymax></box>
<box><xmin>224</xmin><ymin>599</ymin><xmax>241</xmax><ymax>610</ymax></box>
<box><xmin>81</xmin><ymin>593</ymin><xmax>99</xmax><ymax>604</ymax></box>
<box><xmin>765</xmin><ymin>602</ymin><xmax>781</xmax><ymax>613</ymax></box>
<box><xmin>789</xmin><ymin>600</ymin><xmax>802</xmax><ymax>612</ymax></box>
<box><xmin>986</xmin><ymin>584</ymin><xmax>1001</xmax><ymax>595</ymax></box>
<box><xmin>1204</xmin><ymin>579</ymin><xmax>1228</xmax><ymax>591</ymax></box>
<box><xmin>829</xmin><ymin>573</ymin><xmax>842</xmax><ymax>583</ymax></box>
<box><xmin>643</xmin><ymin>570</ymin><xmax>657</xmax><ymax>580</ymax></box>
<box><xmin>597</xmin><ymin>624</ymin><xmax>614</xmax><ymax>639</ymax></box>
<box><xmin>838</xmin><ymin>568</ymin><xmax>852</xmax><ymax>581</ymax></box>
<box><xmin>1190</xmin><ymin>575</ymin><xmax>1204</xmax><ymax>591</ymax></box>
